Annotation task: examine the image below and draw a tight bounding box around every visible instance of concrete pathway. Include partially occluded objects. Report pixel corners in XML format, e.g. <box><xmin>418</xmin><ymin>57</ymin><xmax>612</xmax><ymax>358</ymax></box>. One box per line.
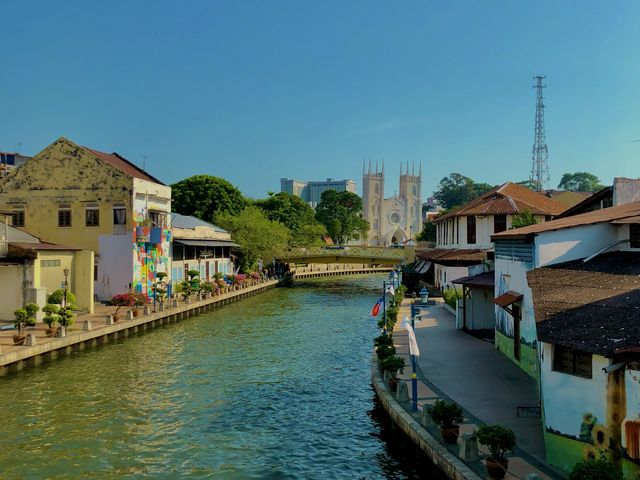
<box><xmin>392</xmin><ymin>299</ymin><xmax>564</xmax><ymax>479</ymax></box>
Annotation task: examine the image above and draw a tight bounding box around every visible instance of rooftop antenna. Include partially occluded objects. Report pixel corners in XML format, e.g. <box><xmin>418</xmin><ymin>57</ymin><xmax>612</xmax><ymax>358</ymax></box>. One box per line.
<box><xmin>530</xmin><ymin>75</ymin><xmax>550</xmax><ymax>192</ymax></box>
<box><xmin>143</xmin><ymin>155</ymin><xmax>148</xmax><ymax>172</ymax></box>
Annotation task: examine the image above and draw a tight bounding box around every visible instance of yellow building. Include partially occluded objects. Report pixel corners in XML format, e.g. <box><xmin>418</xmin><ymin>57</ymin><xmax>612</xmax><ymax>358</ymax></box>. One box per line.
<box><xmin>0</xmin><ymin>137</ymin><xmax>171</xmax><ymax>301</ymax></box>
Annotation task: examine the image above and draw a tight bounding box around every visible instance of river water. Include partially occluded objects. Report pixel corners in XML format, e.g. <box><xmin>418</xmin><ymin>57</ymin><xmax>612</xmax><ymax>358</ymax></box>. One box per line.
<box><xmin>0</xmin><ymin>275</ymin><xmax>442</xmax><ymax>479</ymax></box>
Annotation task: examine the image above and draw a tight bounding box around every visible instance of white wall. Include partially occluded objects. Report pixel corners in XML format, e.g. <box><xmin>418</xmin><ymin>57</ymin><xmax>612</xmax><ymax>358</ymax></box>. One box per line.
<box><xmin>535</xmin><ymin>223</ymin><xmax>620</xmax><ymax>267</ymax></box>
<box><xmin>540</xmin><ymin>343</ymin><xmax>608</xmax><ymax>437</ymax></box>
<box><xmin>494</xmin><ymin>258</ymin><xmax>537</xmax><ymax>345</ymax></box>
<box><xmin>0</xmin><ymin>264</ymin><xmax>24</xmax><ymax>320</ymax></box>
<box><xmin>97</xmin><ymin>234</ymin><xmax>134</xmax><ymax>300</ymax></box>
<box><xmin>435</xmin><ymin>264</ymin><xmax>470</xmax><ymax>289</ymax></box>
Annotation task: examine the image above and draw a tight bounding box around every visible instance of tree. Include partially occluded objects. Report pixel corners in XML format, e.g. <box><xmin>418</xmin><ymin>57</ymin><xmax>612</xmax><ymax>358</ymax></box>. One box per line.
<box><xmin>216</xmin><ymin>206</ymin><xmax>290</xmax><ymax>272</ymax></box>
<box><xmin>416</xmin><ymin>220</ymin><xmax>436</xmax><ymax>241</ymax></box>
<box><xmin>510</xmin><ymin>210</ymin><xmax>537</xmax><ymax>229</ymax></box>
<box><xmin>433</xmin><ymin>173</ymin><xmax>494</xmax><ymax>210</ymax></box>
<box><xmin>557</xmin><ymin>172</ymin><xmax>604</xmax><ymax>193</ymax></box>
<box><xmin>254</xmin><ymin>192</ymin><xmax>326</xmax><ymax>246</ymax></box>
<box><xmin>516</xmin><ymin>179</ymin><xmax>539</xmax><ymax>191</ymax></box>
<box><xmin>172</xmin><ymin>175</ymin><xmax>247</xmax><ymax>223</ymax></box>
<box><xmin>315</xmin><ymin>190</ymin><xmax>369</xmax><ymax>244</ymax></box>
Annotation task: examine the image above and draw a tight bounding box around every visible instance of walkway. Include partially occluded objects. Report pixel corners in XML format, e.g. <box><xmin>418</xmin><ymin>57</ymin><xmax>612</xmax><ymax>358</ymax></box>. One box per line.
<box><xmin>393</xmin><ymin>299</ymin><xmax>563</xmax><ymax>479</ymax></box>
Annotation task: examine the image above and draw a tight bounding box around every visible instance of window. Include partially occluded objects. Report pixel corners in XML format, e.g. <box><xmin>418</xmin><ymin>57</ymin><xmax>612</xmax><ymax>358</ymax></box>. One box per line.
<box><xmin>553</xmin><ymin>345</ymin><xmax>592</xmax><ymax>378</ymax></box>
<box><xmin>467</xmin><ymin>216</ymin><xmax>476</xmax><ymax>244</ymax></box>
<box><xmin>12</xmin><ymin>210</ymin><xmax>25</xmax><ymax>227</ymax></box>
<box><xmin>40</xmin><ymin>259</ymin><xmax>61</xmax><ymax>267</ymax></box>
<box><xmin>631</xmin><ymin>224</ymin><xmax>640</xmax><ymax>248</ymax></box>
<box><xmin>86</xmin><ymin>208</ymin><xmax>99</xmax><ymax>227</ymax></box>
<box><xmin>184</xmin><ymin>263</ymin><xmax>189</xmax><ymax>280</ymax></box>
<box><xmin>113</xmin><ymin>207</ymin><xmax>126</xmax><ymax>225</ymax></box>
<box><xmin>494</xmin><ymin>215</ymin><xmax>507</xmax><ymax>233</ymax></box>
<box><xmin>58</xmin><ymin>208</ymin><xmax>72</xmax><ymax>227</ymax></box>
<box><xmin>149</xmin><ymin>211</ymin><xmax>167</xmax><ymax>227</ymax></box>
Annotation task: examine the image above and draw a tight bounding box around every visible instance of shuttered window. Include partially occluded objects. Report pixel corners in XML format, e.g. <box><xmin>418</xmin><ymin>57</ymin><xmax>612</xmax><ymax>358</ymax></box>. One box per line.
<box><xmin>553</xmin><ymin>345</ymin><xmax>592</xmax><ymax>378</ymax></box>
<box><xmin>467</xmin><ymin>216</ymin><xmax>476</xmax><ymax>244</ymax></box>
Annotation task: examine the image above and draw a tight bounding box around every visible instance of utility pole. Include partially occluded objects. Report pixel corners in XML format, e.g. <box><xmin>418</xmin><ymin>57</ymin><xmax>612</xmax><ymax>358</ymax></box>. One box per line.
<box><xmin>530</xmin><ymin>75</ymin><xmax>550</xmax><ymax>192</ymax></box>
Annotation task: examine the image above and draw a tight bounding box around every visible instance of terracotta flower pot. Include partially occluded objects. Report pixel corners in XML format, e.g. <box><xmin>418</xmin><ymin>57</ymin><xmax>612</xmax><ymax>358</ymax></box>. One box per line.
<box><xmin>387</xmin><ymin>377</ymin><xmax>398</xmax><ymax>392</ymax></box>
<box><xmin>46</xmin><ymin>327</ymin><xmax>58</xmax><ymax>336</ymax></box>
<box><xmin>440</xmin><ymin>425</ymin><xmax>460</xmax><ymax>444</ymax></box>
<box><xmin>13</xmin><ymin>334</ymin><xmax>26</xmax><ymax>345</ymax></box>
<box><xmin>133</xmin><ymin>308</ymin><xmax>141</xmax><ymax>317</ymax></box>
<box><xmin>485</xmin><ymin>457</ymin><xmax>508</xmax><ymax>480</ymax></box>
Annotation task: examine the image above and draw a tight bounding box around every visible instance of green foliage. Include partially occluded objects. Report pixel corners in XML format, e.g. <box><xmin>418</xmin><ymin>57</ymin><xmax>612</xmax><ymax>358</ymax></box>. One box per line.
<box><xmin>216</xmin><ymin>206</ymin><xmax>290</xmax><ymax>272</ymax></box>
<box><xmin>42</xmin><ymin>304</ymin><xmax>60</xmax><ymax>328</ymax></box>
<box><xmin>558</xmin><ymin>172</ymin><xmax>605</xmax><ymax>193</ymax></box>
<box><xmin>433</xmin><ymin>173</ymin><xmax>494</xmax><ymax>210</ymax></box>
<box><xmin>442</xmin><ymin>288</ymin><xmax>461</xmax><ymax>309</ymax></box>
<box><xmin>376</xmin><ymin>344</ymin><xmax>396</xmax><ymax>361</ymax></box>
<box><xmin>201</xmin><ymin>282</ymin><xmax>215</xmax><ymax>293</ymax></box>
<box><xmin>57</xmin><ymin>306</ymin><xmax>75</xmax><ymax>328</ymax></box>
<box><xmin>156</xmin><ymin>272</ymin><xmax>168</xmax><ymax>280</ymax></box>
<box><xmin>474</xmin><ymin>424</ymin><xmax>516</xmax><ymax>460</ymax></box>
<box><xmin>374</xmin><ymin>334</ymin><xmax>394</xmax><ymax>348</ymax></box>
<box><xmin>171</xmin><ymin>175</ymin><xmax>247</xmax><ymax>223</ymax></box>
<box><xmin>516</xmin><ymin>179</ymin><xmax>539</xmax><ymax>190</ymax></box>
<box><xmin>380</xmin><ymin>355</ymin><xmax>405</xmax><ymax>377</ymax></box>
<box><xmin>48</xmin><ymin>289</ymin><xmax>76</xmax><ymax>306</ymax></box>
<box><xmin>24</xmin><ymin>303</ymin><xmax>39</xmax><ymax>326</ymax></box>
<box><xmin>254</xmin><ymin>192</ymin><xmax>326</xmax><ymax>246</ymax></box>
<box><xmin>416</xmin><ymin>219</ymin><xmax>436</xmax><ymax>241</ymax></box>
<box><xmin>14</xmin><ymin>308</ymin><xmax>29</xmax><ymax>334</ymax></box>
<box><xmin>315</xmin><ymin>190</ymin><xmax>368</xmax><ymax>244</ymax></box>
<box><xmin>569</xmin><ymin>459</ymin><xmax>623</xmax><ymax>480</ymax></box>
<box><xmin>510</xmin><ymin>210</ymin><xmax>538</xmax><ymax>230</ymax></box>
<box><xmin>428</xmin><ymin>400</ymin><xmax>464</xmax><ymax>428</ymax></box>
<box><xmin>394</xmin><ymin>285</ymin><xmax>407</xmax><ymax>305</ymax></box>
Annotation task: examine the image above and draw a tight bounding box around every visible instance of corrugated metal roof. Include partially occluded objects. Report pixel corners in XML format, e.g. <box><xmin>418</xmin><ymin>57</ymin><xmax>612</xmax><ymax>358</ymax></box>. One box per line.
<box><xmin>451</xmin><ymin>271</ymin><xmax>495</xmax><ymax>288</ymax></box>
<box><xmin>174</xmin><ymin>239</ymin><xmax>239</xmax><ymax>248</ymax></box>
<box><xmin>435</xmin><ymin>182</ymin><xmax>566</xmax><ymax>223</ymax></box>
<box><xmin>491</xmin><ymin>200</ymin><xmax>640</xmax><ymax>241</ymax></box>
<box><xmin>494</xmin><ymin>291</ymin><xmax>522</xmax><ymax>307</ymax></box>
<box><xmin>171</xmin><ymin>213</ymin><xmax>229</xmax><ymax>233</ymax></box>
<box><xmin>417</xmin><ymin>248</ymin><xmax>487</xmax><ymax>263</ymax></box>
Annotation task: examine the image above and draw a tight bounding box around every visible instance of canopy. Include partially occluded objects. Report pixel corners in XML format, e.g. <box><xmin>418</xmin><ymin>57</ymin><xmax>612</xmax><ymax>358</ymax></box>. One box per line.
<box><xmin>173</xmin><ymin>239</ymin><xmax>240</xmax><ymax>248</ymax></box>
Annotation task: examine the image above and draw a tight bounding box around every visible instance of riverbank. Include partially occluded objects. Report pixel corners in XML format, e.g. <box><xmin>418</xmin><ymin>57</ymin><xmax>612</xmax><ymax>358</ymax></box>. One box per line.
<box><xmin>372</xmin><ymin>298</ymin><xmax>563</xmax><ymax>480</ymax></box>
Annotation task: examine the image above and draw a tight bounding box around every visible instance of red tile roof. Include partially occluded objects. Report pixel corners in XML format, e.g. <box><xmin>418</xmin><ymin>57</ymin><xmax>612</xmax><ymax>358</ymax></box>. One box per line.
<box><xmin>434</xmin><ymin>182</ymin><xmax>566</xmax><ymax>223</ymax></box>
<box><xmin>416</xmin><ymin>248</ymin><xmax>488</xmax><ymax>264</ymax></box>
<box><xmin>82</xmin><ymin>147</ymin><xmax>164</xmax><ymax>185</ymax></box>
<box><xmin>491</xmin><ymin>200</ymin><xmax>640</xmax><ymax>241</ymax></box>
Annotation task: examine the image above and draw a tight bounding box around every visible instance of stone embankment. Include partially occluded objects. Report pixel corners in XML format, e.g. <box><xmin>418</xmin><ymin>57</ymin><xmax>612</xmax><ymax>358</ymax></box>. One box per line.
<box><xmin>0</xmin><ymin>266</ymin><xmax>390</xmax><ymax>377</ymax></box>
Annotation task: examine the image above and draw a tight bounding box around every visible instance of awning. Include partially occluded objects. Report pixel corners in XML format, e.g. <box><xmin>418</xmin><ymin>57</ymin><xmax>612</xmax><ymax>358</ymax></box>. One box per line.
<box><xmin>414</xmin><ymin>259</ymin><xmax>432</xmax><ymax>274</ymax></box>
<box><xmin>494</xmin><ymin>291</ymin><xmax>523</xmax><ymax>308</ymax></box>
<box><xmin>173</xmin><ymin>239</ymin><xmax>240</xmax><ymax>248</ymax></box>
<box><xmin>452</xmin><ymin>271</ymin><xmax>494</xmax><ymax>289</ymax></box>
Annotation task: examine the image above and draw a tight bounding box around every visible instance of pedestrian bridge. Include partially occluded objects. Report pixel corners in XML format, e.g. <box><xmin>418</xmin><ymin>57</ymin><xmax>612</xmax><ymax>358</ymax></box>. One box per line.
<box><xmin>276</xmin><ymin>245</ymin><xmax>412</xmax><ymax>265</ymax></box>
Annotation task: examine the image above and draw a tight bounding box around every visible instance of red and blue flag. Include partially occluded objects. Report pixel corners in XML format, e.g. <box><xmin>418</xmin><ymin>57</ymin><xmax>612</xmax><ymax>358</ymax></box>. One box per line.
<box><xmin>370</xmin><ymin>297</ymin><xmax>383</xmax><ymax>317</ymax></box>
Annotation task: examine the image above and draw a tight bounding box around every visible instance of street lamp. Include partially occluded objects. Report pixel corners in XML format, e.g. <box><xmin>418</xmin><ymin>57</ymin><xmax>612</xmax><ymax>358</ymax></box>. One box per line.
<box><xmin>389</xmin><ymin>270</ymin><xmax>399</xmax><ymax>288</ymax></box>
<box><xmin>419</xmin><ymin>287</ymin><xmax>429</xmax><ymax>304</ymax></box>
<box><xmin>62</xmin><ymin>267</ymin><xmax>70</xmax><ymax>308</ymax></box>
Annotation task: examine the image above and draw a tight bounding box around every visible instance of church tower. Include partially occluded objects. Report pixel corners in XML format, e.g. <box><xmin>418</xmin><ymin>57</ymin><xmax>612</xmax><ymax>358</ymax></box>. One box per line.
<box><xmin>362</xmin><ymin>159</ymin><xmax>384</xmax><ymax>245</ymax></box>
<box><xmin>399</xmin><ymin>161</ymin><xmax>422</xmax><ymax>241</ymax></box>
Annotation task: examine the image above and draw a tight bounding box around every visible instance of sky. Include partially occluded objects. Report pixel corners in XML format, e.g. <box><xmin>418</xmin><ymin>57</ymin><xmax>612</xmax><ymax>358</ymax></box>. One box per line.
<box><xmin>1</xmin><ymin>1</ymin><xmax>639</xmax><ymax>199</ymax></box>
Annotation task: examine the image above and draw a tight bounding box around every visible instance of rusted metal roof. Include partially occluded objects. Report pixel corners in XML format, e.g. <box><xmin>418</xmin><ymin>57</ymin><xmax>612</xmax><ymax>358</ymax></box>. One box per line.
<box><xmin>491</xmin><ymin>200</ymin><xmax>640</xmax><ymax>241</ymax></box>
<box><xmin>82</xmin><ymin>147</ymin><xmax>164</xmax><ymax>185</ymax></box>
<box><xmin>528</xmin><ymin>252</ymin><xmax>640</xmax><ymax>356</ymax></box>
<box><xmin>494</xmin><ymin>291</ymin><xmax>523</xmax><ymax>307</ymax></box>
<box><xmin>451</xmin><ymin>271</ymin><xmax>494</xmax><ymax>288</ymax></box>
<box><xmin>434</xmin><ymin>182</ymin><xmax>566</xmax><ymax>223</ymax></box>
<box><xmin>416</xmin><ymin>248</ymin><xmax>487</xmax><ymax>264</ymax></box>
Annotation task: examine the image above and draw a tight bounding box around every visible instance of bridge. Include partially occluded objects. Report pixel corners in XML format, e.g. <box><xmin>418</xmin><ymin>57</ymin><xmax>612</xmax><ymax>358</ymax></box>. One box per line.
<box><xmin>276</xmin><ymin>245</ymin><xmax>413</xmax><ymax>265</ymax></box>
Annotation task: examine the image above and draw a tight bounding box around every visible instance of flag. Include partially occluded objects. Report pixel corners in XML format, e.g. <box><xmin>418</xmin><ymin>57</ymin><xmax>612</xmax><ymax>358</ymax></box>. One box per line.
<box><xmin>370</xmin><ymin>297</ymin><xmax>383</xmax><ymax>316</ymax></box>
<box><xmin>402</xmin><ymin>315</ymin><xmax>420</xmax><ymax>357</ymax></box>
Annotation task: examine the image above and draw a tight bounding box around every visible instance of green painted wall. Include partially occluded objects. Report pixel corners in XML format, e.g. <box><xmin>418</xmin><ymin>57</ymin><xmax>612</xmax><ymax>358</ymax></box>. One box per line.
<box><xmin>495</xmin><ymin>331</ymin><xmax>539</xmax><ymax>379</ymax></box>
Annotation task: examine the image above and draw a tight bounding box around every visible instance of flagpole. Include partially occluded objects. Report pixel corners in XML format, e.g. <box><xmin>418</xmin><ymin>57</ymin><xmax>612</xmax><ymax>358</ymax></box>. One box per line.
<box><xmin>382</xmin><ymin>281</ymin><xmax>387</xmax><ymax>335</ymax></box>
<box><xmin>411</xmin><ymin>312</ymin><xmax>418</xmax><ymax>411</ymax></box>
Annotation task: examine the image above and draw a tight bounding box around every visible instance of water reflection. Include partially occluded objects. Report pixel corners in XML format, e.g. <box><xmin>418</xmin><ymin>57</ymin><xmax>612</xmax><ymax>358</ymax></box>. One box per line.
<box><xmin>0</xmin><ymin>275</ymin><xmax>441</xmax><ymax>479</ymax></box>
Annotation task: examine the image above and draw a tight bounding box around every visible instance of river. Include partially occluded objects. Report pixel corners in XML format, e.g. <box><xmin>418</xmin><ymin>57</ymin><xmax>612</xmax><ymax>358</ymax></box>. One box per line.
<box><xmin>0</xmin><ymin>275</ymin><xmax>443</xmax><ymax>479</ymax></box>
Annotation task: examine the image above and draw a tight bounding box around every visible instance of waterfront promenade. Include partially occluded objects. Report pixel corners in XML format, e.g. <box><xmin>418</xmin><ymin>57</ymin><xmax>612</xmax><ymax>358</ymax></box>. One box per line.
<box><xmin>386</xmin><ymin>299</ymin><xmax>564</xmax><ymax>479</ymax></box>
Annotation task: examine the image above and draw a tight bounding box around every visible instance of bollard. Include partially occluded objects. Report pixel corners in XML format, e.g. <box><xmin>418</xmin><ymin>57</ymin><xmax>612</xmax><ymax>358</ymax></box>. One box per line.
<box><xmin>396</xmin><ymin>381</ymin><xmax>409</xmax><ymax>402</ymax></box>
<box><xmin>56</xmin><ymin>326</ymin><xmax>67</xmax><ymax>338</ymax></box>
<box><xmin>127</xmin><ymin>310</ymin><xmax>134</xmax><ymax>320</ymax></box>
<box><xmin>206</xmin><ymin>292</ymin><xmax>212</xmax><ymax>299</ymax></box>
<box><xmin>172</xmin><ymin>299</ymin><xmax>178</xmax><ymax>308</ymax></box>
<box><xmin>83</xmin><ymin>320</ymin><xmax>92</xmax><ymax>331</ymax></box>
<box><xmin>459</xmin><ymin>432</ymin><xmax>480</xmax><ymax>461</ymax></box>
<box><xmin>420</xmin><ymin>406</ymin><xmax>435</xmax><ymax>427</ymax></box>
<box><xmin>185</xmin><ymin>297</ymin><xmax>191</xmax><ymax>305</ymax></box>
<box><xmin>106</xmin><ymin>315</ymin><xmax>114</xmax><ymax>325</ymax></box>
<box><xmin>25</xmin><ymin>333</ymin><xmax>37</xmax><ymax>346</ymax></box>
<box><xmin>159</xmin><ymin>303</ymin><xmax>165</xmax><ymax>311</ymax></box>
<box><xmin>383</xmin><ymin>370</ymin><xmax>392</xmax><ymax>382</ymax></box>
<box><xmin>143</xmin><ymin>306</ymin><xmax>150</xmax><ymax>315</ymax></box>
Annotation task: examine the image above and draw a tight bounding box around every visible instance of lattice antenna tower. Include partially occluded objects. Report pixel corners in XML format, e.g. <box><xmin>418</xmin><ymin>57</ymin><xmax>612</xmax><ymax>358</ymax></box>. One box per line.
<box><xmin>530</xmin><ymin>75</ymin><xmax>550</xmax><ymax>192</ymax></box>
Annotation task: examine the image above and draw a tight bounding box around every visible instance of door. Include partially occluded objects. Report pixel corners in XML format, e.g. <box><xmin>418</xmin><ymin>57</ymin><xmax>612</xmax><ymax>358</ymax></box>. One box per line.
<box><xmin>512</xmin><ymin>304</ymin><xmax>521</xmax><ymax>360</ymax></box>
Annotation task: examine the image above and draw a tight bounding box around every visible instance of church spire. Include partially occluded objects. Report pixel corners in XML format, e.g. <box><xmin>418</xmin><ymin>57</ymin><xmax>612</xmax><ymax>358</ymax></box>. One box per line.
<box><xmin>419</xmin><ymin>161</ymin><xmax>422</xmax><ymax>177</ymax></box>
<box><xmin>381</xmin><ymin>159</ymin><xmax>385</xmax><ymax>175</ymax></box>
<box><xmin>375</xmin><ymin>159</ymin><xmax>379</xmax><ymax>174</ymax></box>
<box><xmin>412</xmin><ymin>161</ymin><xmax>415</xmax><ymax>176</ymax></box>
<box><xmin>368</xmin><ymin>158</ymin><xmax>372</xmax><ymax>174</ymax></box>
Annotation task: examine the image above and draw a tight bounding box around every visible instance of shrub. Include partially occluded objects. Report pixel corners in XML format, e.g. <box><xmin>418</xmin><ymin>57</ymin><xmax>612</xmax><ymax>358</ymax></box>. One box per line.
<box><xmin>569</xmin><ymin>459</ymin><xmax>623</xmax><ymax>480</ymax></box>
<box><xmin>380</xmin><ymin>355</ymin><xmax>405</xmax><ymax>377</ymax></box>
<box><xmin>24</xmin><ymin>303</ymin><xmax>39</xmax><ymax>326</ymax></box>
<box><xmin>374</xmin><ymin>334</ymin><xmax>393</xmax><ymax>348</ymax></box>
<box><xmin>110</xmin><ymin>293</ymin><xmax>136</xmax><ymax>307</ymax></box>
<box><xmin>132</xmin><ymin>292</ymin><xmax>149</xmax><ymax>306</ymax></box>
<box><xmin>42</xmin><ymin>304</ymin><xmax>59</xmax><ymax>327</ymax></box>
<box><xmin>48</xmin><ymin>289</ymin><xmax>76</xmax><ymax>306</ymax></box>
<box><xmin>57</xmin><ymin>306</ymin><xmax>75</xmax><ymax>328</ymax></box>
<box><xmin>201</xmin><ymin>282</ymin><xmax>215</xmax><ymax>293</ymax></box>
<box><xmin>428</xmin><ymin>400</ymin><xmax>464</xmax><ymax>428</ymax></box>
<box><xmin>442</xmin><ymin>288</ymin><xmax>461</xmax><ymax>309</ymax></box>
<box><xmin>474</xmin><ymin>424</ymin><xmax>516</xmax><ymax>461</ymax></box>
<box><xmin>14</xmin><ymin>308</ymin><xmax>29</xmax><ymax>334</ymax></box>
<box><xmin>376</xmin><ymin>344</ymin><xmax>396</xmax><ymax>361</ymax></box>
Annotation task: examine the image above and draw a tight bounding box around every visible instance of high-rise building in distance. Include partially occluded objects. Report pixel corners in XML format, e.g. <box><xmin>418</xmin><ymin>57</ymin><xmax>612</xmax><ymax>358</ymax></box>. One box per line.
<box><xmin>280</xmin><ymin>178</ymin><xmax>357</xmax><ymax>207</ymax></box>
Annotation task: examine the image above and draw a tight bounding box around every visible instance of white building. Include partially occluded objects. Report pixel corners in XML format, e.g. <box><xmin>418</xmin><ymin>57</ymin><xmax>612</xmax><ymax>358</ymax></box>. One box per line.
<box><xmin>362</xmin><ymin>161</ymin><xmax>422</xmax><ymax>246</ymax></box>
<box><xmin>280</xmin><ymin>177</ymin><xmax>356</xmax><ymax>207</ymax></box>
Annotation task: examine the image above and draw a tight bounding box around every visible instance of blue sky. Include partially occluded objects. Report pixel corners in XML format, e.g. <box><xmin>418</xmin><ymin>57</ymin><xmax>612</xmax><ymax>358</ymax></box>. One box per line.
<box><xmin>1</xmin><ymin>1</ymin><xmax>639</xmax><ymax>199</ymax></box>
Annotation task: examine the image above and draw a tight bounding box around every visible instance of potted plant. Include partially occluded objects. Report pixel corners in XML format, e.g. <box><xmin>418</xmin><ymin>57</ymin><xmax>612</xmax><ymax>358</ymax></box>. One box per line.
<box><xmin>57</xmin><ymin>305</ymin><xmax>75</xmax><ymax>335</ymax></box>
<box><xmin>380</xmin><ymin>355</ymin><xmax>405</xmax><ymax>391</ymax></box>
<box><xmin>374</xmin><ymin>334</ymin><xmax>396</xmax><ymax>361</ymax></box>
<box><xmin>42</xmin><ymin>304</ymin><xmax>60</xmax><ymax>336</ymax></box>
<box><xmin>13</xmin><ymin>308</ymin><xmax>29</xmax><ymax>344</ymax></box>
<box><xmin>132</xmin><ymin>292</ymin><xmax>149</xmax><ymax>316</ymax></box>
<box><xmin>110</xmin><ymin>293</ymin><xmax>136</xmax><ymax>320</ymax></box>
<box><xmin>474</xmin><ymin>424</ymin><xmax>516</xmax><ymax>480</ymax></box>
<box><xmin>569</xmin><ymin>459</ymin><xmax>623</xmax><ymax>480</ymax></box>
<box><xmin>428</xmin><ymin>400</ymin><xmax>464</xmax><ymax>444</ymax></box>
<box><xmin>154</xmin><ymin>272</ymin><xmax>168</xmax><ymax>307</ymax></box>
<box><xmin>47</xmin><ymin>289</ymin><xmax>76</xmax><ymax>307</ymax></box>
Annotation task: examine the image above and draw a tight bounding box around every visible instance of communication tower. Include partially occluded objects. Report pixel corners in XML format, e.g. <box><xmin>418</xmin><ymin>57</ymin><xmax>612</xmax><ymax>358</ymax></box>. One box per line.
<box><xmin>530</xmin><ymin>75</ymin><xmax>550</xmax><ymax>192</ymax></box>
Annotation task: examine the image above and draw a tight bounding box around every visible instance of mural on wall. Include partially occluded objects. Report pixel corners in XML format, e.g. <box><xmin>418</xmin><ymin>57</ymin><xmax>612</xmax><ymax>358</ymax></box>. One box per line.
<box><xmin>132</xmin><ymin>226</ymin><xmax>171</xmax><ymax>296</ymax></box>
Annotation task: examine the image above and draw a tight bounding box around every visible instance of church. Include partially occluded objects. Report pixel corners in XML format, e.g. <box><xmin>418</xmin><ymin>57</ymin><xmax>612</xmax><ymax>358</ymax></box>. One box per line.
<box><xmin>362</xmin><ymin>160</ymin><xmax>423</xmax><ymax>246</ymax></box>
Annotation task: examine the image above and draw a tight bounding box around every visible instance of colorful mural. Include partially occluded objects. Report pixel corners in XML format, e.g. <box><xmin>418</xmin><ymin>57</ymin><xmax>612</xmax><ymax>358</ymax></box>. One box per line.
<box><xmin>132</xmin><ymin>226</ymin><xmax>171</xmax><ymax>296</ymax></box>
